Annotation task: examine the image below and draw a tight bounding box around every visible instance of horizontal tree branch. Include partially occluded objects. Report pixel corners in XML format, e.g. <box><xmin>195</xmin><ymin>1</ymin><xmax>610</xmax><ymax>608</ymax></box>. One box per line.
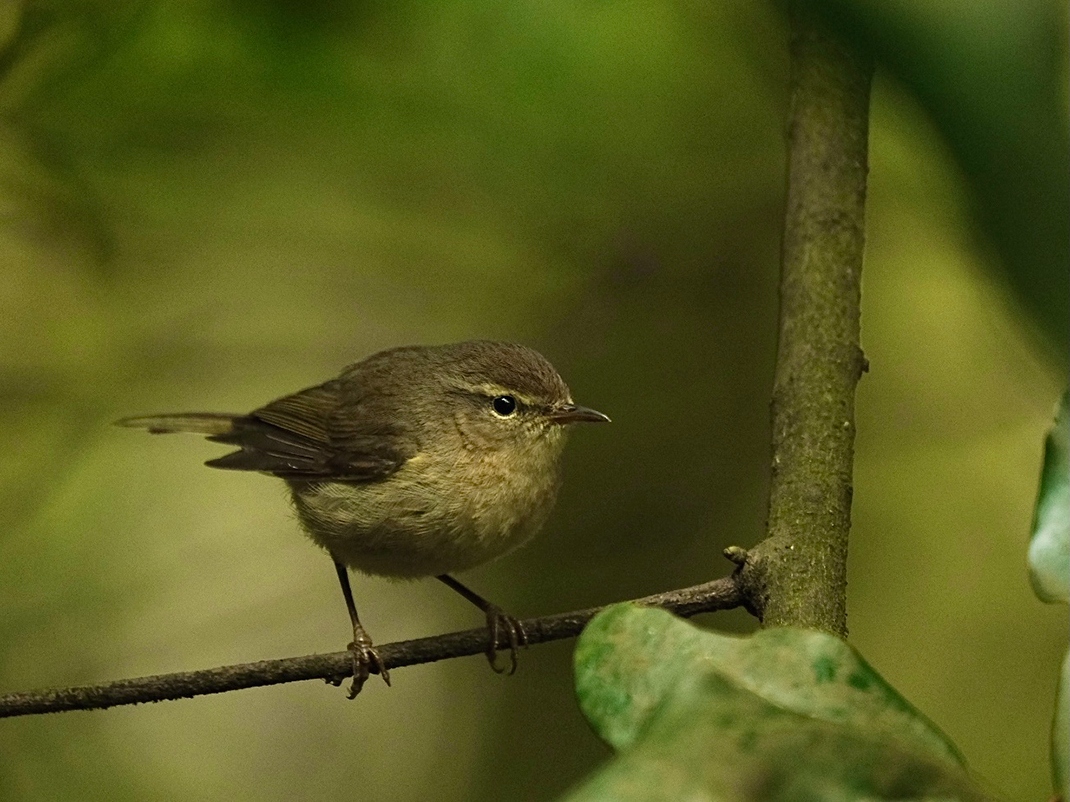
<box><xmin>0</xmin><ymin>571</ymin><xmax>745</xmax><ymax>718</ymax></box>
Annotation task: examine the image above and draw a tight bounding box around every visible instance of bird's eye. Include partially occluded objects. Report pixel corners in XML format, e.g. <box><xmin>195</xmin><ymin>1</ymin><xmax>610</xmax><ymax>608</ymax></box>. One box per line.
<box><xmin>491</xmin><ymin>395</ymin><xmax>517</xmax><ymax>417</ymax></box>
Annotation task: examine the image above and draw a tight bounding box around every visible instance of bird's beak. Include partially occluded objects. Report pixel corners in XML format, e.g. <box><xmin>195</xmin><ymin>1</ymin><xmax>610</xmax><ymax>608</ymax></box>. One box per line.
<box><xmin>548</xmin><ymin>404</ymin><xmax>611</xmax><ymax>425</ymax></box>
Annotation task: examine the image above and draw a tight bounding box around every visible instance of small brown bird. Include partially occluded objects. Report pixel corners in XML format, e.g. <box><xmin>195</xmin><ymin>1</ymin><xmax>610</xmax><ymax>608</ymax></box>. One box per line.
<box><xmin>120</xmin><ymin>341</ymin><xmax>609</xmax><ymax>696</ymax></box>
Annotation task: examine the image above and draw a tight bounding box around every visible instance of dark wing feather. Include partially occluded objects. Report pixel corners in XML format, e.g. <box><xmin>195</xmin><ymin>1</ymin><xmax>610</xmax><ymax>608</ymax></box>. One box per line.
<box><xmin>252</xmin><ymin>384</ymin><xmax>336</xmax><ymax>443</ymax></box>
<box><xmin>205</xmin><ymin>380</ymin><xmax>411</xmax><ymax>482</ymax></box>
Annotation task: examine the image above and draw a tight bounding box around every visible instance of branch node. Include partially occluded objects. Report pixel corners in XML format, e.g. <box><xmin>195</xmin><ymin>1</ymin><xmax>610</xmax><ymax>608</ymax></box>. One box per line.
<box><xmin>723</xmin><ymin>545</ymin><xmax>750</xmax><ymax>566</ymax></box>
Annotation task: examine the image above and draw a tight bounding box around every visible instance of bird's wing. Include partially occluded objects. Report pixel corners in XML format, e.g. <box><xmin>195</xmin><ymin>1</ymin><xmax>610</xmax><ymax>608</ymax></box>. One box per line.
<box><xmin>205</xmin><ymin>381</ymin><xmax>411</xmax><ymax>482</ymax></box>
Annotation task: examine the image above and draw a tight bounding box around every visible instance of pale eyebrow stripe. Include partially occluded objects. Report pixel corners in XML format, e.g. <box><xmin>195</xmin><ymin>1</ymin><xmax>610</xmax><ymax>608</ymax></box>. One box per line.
<box><xmin>449</xmin><ymin>382</ymin><xmax>539</xmax><ymax>406</ymax></box>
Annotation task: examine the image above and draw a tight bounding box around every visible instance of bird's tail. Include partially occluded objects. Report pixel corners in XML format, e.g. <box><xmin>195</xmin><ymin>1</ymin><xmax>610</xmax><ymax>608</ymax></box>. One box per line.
<box><xmin>116</xmin><ymin>413</ymin><xmax>240</xmax><ymax>436</ymax></box>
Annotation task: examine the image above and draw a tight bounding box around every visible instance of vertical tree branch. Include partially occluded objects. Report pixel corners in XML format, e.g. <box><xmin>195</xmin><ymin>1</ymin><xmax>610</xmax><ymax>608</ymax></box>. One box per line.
<box><xmin>743</xmin><ymin>9</ymin><xmax>873</xmax><ymax>636</ymax></box>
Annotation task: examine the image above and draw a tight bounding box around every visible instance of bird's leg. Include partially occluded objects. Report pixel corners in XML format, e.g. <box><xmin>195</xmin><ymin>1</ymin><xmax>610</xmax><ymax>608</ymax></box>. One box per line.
<box><xmin>436</xmin><ymin>574</ymin><xmax>527</xmax><ymax>675</ymax></box>
<box><xmin>334</xmin><ymin>560</ymin><xmax>390</xmax><ymax>698</ymax></box>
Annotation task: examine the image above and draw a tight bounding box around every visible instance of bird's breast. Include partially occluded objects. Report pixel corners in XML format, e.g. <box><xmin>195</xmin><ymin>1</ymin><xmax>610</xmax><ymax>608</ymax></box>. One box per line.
<box><xmin>289</xmin><ymin>437</ymin><xmax>565</xmax><ymax>578</ymax></box>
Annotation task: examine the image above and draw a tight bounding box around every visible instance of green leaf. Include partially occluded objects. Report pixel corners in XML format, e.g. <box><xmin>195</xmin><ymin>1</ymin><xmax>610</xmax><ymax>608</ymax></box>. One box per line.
<box><xmin>1027</xmin><ymin>393</ymin><xmax>1069</xmax><ymax>798</ymax></box>
<box><xmin>1029</xmin><ymin>390</ymin><xmax>1070</xmax><ymax>604</ymax></box>
<box><xmin>1054</xmin><ymin>649</ymin><xmax>1069</xmax><ymax>801</ymax></box>
<box><xmin>566</xmin><ymin>605</ymin><xmax>990</xmax><ymax>801</ymax></box>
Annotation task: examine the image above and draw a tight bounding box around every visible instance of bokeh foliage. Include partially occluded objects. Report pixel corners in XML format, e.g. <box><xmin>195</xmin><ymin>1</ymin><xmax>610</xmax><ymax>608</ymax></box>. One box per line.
<box><xmin>0</xmin><ymin>2</ymin><xmax>1065</xmax><ymax>801</ymax></box>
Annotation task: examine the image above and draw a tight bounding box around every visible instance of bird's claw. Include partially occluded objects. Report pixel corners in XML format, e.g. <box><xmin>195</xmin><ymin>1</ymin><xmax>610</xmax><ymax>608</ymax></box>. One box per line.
<box><xmin>346</xmin><ymin>635</ymin><xmax>390</xmax><ymax>699</ymax></box>
<box><xmin>484</xmin><ymin>606</ymin><xmax>528</xmax><ymax>675</ymax></box>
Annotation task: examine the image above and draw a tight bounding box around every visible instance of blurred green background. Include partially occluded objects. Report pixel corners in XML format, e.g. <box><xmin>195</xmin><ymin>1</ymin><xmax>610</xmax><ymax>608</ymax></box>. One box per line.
<box><xmin>0</xmin><ymin>1</ymin><xmax>1065</xmax><ymax>800</ymax></box>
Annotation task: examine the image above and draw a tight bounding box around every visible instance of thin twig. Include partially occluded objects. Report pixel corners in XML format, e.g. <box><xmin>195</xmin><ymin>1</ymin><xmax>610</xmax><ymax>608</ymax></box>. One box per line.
<box><xmin>0</xmin><ymin>574</ymin><xmax>743</xmax><ymax>718</ymax></box>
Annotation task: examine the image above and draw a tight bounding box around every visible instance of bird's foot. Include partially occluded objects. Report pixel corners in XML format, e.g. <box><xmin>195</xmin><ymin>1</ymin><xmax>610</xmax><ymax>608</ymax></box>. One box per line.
<box><xmin>345</xmin><ymin>632</ymin><xmax>390</xmax><ymax>699</ymax></box>
<box><xmin>484</xmin><ymin>606</ymin><xmax>528</xmax><ymax>675</ymax></box>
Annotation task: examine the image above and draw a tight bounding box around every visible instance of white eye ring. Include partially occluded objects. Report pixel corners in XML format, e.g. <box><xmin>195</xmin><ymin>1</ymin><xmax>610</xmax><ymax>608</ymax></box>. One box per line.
<box><xmin>491</xmin><ymin>395</ymin><xmax>517</xmax><ymax>417</ymax></box>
